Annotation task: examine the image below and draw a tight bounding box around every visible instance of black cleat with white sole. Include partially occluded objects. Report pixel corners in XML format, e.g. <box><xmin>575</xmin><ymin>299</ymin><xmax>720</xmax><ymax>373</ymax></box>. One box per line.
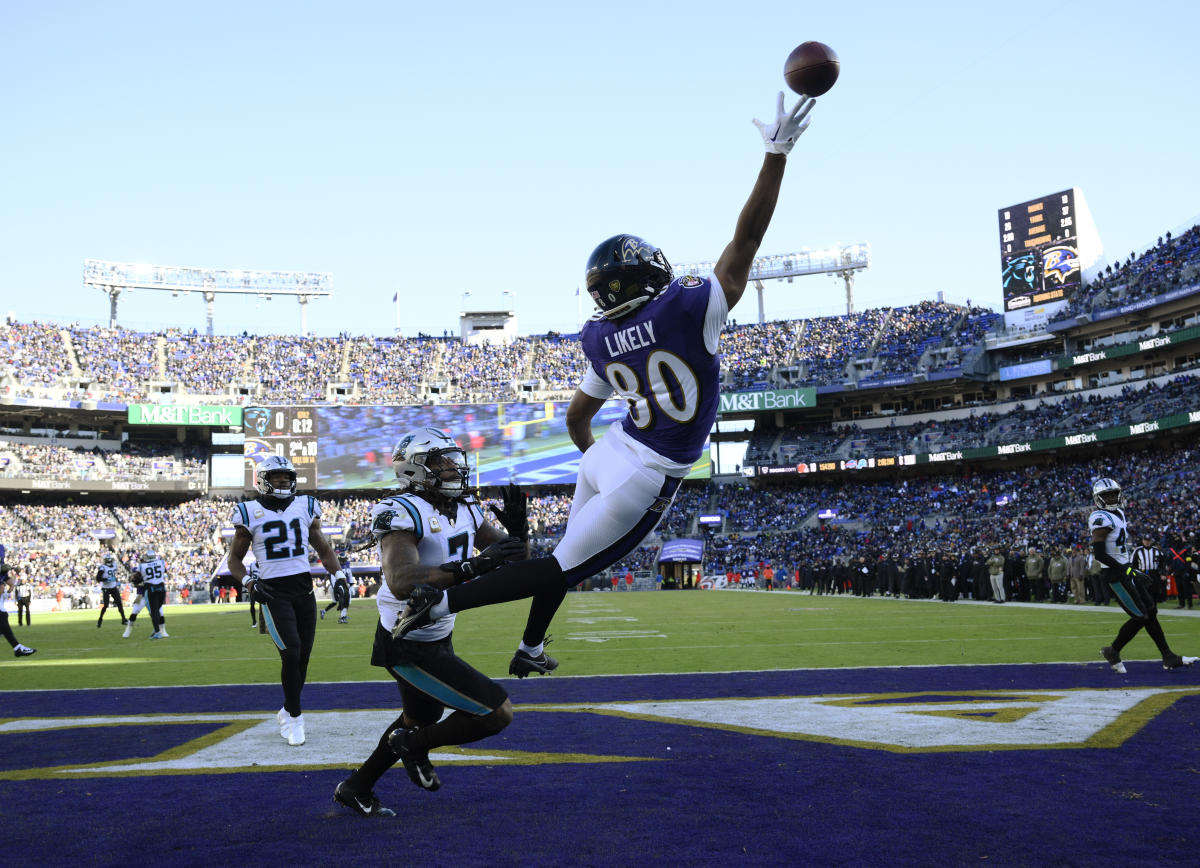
<box><xmin>333</xmin><ymin>781</ymin><xmax>395</xmax><ymax>817</ymax></box>
<box><xmin>1163</xmin><ymin>654</ymin><xmax>1199</xmax><ymax>670</ymax></box>
<box><xmin>387</xmin><ymin>726</ymin><xmax>441</xmax><ymax>791</ymax></box>
<box><xmin>392</xmin><ymin>585</ymin><xmax>443</xmax><ymax>639</ymax></box>
<box><xmin>509</xmin><ymin>647</ymin><xmax>559</xmax><ymax>678</ymax></box>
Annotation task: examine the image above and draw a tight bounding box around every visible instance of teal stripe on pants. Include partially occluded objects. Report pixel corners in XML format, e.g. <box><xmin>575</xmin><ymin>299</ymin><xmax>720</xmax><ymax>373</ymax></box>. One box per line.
<box><xmin>389</xmin><ymin>663</ymin><xmax>491</xmax><ymax>715</ymax></box>
<box><xmin>261</xmin><ymin>605</ymin><xmax>286</xmax><ymax>650</ymax></box>
<box><xmin>1109</xmin><ymin>581</ymin><xmax>1145</xmax><ymax>619</ymax></box>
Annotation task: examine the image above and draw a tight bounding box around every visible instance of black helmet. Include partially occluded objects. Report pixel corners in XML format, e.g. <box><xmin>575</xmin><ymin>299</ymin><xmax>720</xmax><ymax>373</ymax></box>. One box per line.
<box><xmin>585</xmin><ymin>234</ymin><xmax>673</xmax><ymax>320</ymax></box>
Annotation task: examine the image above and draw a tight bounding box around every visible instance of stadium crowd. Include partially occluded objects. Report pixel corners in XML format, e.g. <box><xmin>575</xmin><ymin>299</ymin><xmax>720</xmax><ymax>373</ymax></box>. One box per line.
<box><xmin>746</xmin><ymin>372</ymin><xmax>1200</xmax><ymax>464</ymax></box>
<box><xmin>0</xmin><ymin>439</ymin><xmax>205</xmax><ymax>483</ymax></box>
<box><xmin>3</xmin><ymin>223</ymin><xmax>1198</xmax><ymax>409</ymax></box>
<box><xmin>5</xmin><ymin>430</ymin><xmax>1199</xmax><ymax>608</ymax></box>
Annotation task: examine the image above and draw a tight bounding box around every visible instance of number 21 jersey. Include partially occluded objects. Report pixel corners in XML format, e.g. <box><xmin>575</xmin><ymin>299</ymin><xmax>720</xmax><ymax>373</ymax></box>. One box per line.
<box><xmin>231</xmin><ymin>495</ymin><xmax>322</xmax><ymax>580</ymax></box>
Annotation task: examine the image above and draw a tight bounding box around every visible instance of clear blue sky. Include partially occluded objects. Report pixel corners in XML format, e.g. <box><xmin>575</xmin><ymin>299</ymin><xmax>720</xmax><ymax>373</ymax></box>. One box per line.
<box><xmin>2</xmin><ymin>1</ymin><xmax>1197</xmax><ymax>338</ymax></box>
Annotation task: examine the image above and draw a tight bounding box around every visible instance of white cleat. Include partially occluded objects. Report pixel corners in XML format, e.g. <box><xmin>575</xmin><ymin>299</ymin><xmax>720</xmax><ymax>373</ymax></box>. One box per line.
<box><xmin>122</xmin><ymin>623</ymin><xmax>133</xmax><ymax>639</ymax></box>
<box><xmin>276</xmin><ymin>707</ymin><xmax>289</xmax><ymax>727</ymax></box>
<box><xmin>288</xmin><ymin>715</ymin><xmax>306</xmax><ymax>746</ymax></box>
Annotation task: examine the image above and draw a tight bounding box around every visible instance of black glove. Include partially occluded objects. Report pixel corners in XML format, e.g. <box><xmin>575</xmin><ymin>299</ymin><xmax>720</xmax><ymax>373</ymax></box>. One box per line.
<box><xmin>488</xmin><ymin>484</ymin><xmax>529</xmax><ymax>541</ymax></box>
<box><xmin>441</xmin><ymin>536</ymin><xmax>526</xmax><ymax>582</ymax></box>
<box><xmin>243</xmin><ymin>575</ymin><xmax>275</xmax><ymax>603</ymax></box>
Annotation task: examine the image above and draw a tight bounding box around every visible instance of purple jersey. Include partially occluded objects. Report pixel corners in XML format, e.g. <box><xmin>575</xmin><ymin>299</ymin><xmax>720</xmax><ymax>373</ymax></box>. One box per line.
<box><xmin>580</xmin><ymin>275</ymin><xmax>722</xmax><ymax>464</ymax></box>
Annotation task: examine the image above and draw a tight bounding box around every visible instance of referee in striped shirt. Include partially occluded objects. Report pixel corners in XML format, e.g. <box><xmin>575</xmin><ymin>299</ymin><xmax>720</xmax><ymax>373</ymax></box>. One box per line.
<box><xmin>1131</xmin><ymin>537</ymin><xmax>1164</xmax><ymax>603</ymax></box>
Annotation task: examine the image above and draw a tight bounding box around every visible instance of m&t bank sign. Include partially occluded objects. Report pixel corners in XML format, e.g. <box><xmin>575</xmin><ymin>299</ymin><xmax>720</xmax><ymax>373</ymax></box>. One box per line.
<box><xmin>127</xmin><ymin>405</ymin><xmax>243</xmax><ymax>426</ymax></box>
<box><xmin>718</xmin><ymin>388</ymin><xmax>816</xmax><ymax>414</ymax></box>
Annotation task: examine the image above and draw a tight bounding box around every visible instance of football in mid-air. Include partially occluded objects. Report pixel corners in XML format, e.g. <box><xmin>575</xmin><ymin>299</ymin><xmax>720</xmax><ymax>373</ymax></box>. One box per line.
<box><xmin>784</xmin><ymin>41</ymin><xmax>839</xmax><ymax>97</ymax></box>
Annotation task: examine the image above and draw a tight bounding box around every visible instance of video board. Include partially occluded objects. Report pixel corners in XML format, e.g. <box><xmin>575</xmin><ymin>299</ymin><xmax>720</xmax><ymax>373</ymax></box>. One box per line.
<box><xmin>998</xmin><ymin>189</ymin><xmax>1082</xmax><ymax>311</ymax></box>
<box><xmin>242</xmin><ymin>405</ymin><xmax>319</xmax><ymax>490</ymax></box>
<box><xmin>242</xmin><ymin>401</ymin><xmax>710</xmax><ymax>490</ymax></box>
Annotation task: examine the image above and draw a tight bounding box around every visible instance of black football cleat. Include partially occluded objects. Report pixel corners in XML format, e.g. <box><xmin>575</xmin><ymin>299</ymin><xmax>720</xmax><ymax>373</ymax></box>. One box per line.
<box><xmin>333</xmin><ymin>781</ymin><xmax>395</xmax><ymax>817</ymax></box>
<box><xmin>14</xmin><ymin>645</ymin><xmax>36</xmax><ymax>658</ymax></box>
<box><xmin>392</xmin><ymin>585</ymin><xmax>443</xmax><ymax>639</ymax></box>
<box><xmin>1100</xmin><ymin>646</ymin><xmax>1126</xmax><ymax>674</ymax></box>
<box><xmin>509</xmin><ymin>648</ymin><xmax>560</xmax><ymax>678</ymax></box>
<box><xmin>386</xmin><ymin>726</ymin><xmax>441</xmax><ymax>792</ymax></box>
<box><xmin>1163</xmin><ymin>654</ymin><xmax>1198</xmax><ymax>671</ymax></box>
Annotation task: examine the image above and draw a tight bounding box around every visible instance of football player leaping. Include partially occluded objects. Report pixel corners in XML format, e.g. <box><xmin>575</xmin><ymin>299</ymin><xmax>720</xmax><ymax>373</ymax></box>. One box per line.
<box><xmin>333</xmin><ymin>428</ymin><xmax>522</xmax><ymax>817</ymax></box>
<box><xmin>227</xmin><ymin>455</ymin><xmax>347</xmax><ymax>747</ymax></box>
<box><xmin>394</xmin><ymin>92</ymin><xmax>816</xmax><ymax>678</ymax></box>
<box><xmin>1090</xmin><ymin>477</ymin><xmax>1197</xmax><ymax>673</ymax></box>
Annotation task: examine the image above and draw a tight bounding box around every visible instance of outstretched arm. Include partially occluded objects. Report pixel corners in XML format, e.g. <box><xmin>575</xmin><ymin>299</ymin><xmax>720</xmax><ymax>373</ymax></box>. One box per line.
<box><xmin>714</xmin><ymin>94</ymin><xmax>815</xmax><ymax>310</ymax></box>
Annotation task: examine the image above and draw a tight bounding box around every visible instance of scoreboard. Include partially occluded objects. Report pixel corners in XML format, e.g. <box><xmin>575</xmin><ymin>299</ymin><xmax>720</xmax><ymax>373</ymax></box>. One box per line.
<box><xmin>998</xmin><ymin>189</ymin><xmax>1082</xmax><ymax>312</ymax></box>
<box><xmin>242</xmin><ymin>405</ymin><xmax>318</xmax><ymax>491</ymax></box>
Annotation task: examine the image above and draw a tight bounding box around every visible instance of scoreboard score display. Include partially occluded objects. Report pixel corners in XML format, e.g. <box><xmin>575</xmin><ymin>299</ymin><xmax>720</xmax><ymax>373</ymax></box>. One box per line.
<box><xmin>242</xmin><ymin>406</ymin><xmax>318</xmax><ymax>491</ymax></box>
<box><xmin>998</xmin><ymin>189</ymin><xmax>1083</xmax><ymax>312</ymax></box>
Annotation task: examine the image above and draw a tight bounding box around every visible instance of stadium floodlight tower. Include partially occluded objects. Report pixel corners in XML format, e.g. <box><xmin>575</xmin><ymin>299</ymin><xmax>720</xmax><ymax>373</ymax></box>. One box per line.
<box><xmin>674</xmin><ymin>243</ymin><xmax>871</xmax><ymax>319</ymax></box>
<box><xmin>83</xmin><ymin>259</ymin><xmax>333</xmax><ymax>336</ymax></box>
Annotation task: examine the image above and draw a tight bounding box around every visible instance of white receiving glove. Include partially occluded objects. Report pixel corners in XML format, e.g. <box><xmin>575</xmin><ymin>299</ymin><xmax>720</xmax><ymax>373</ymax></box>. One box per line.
<box><xmin>752</xmin><ymin>92</ymin><xmax>815</xmax><ymax>155</ymax></box>
<box><xmin>333</xmin><ymin>568</ymin><xmax>350</xmax><ymax>583</ymax></box>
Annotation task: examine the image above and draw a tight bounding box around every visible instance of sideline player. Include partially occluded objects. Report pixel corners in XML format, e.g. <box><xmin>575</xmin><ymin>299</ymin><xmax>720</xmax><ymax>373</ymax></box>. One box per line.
<box><xmin>0</xmin><ymin>564</ymin><xmax>36</xmax><ymax>657</ymax></box>
<box><xmin>1090</xmin><ymin>477</ymin><xmax>1198</xmax><ymax>673</ymax></box>
<box><xmin>95</xmin><ymin>553</ymin><xmax>128</xmax><ymax>630</ymax></box>
<box><xmin>395</xmin><ymin>92</ymin><xmax>816</xmax><ymax>676</ymax></box>
<box><xmin>227</xmin><ymin>455</ymin><xmax>347</xmax><ymax>747</ymax></box>
<box><xmin>333</xmin><ymin>428</ymin><xmax>522</xmax><ymax>816</ymax></box>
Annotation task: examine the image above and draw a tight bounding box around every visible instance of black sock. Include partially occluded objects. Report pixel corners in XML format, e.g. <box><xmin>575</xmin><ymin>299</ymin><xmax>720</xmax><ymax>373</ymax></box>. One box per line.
<box><xmin>523</xmin><ymin>586</ymin><xmax>568</xmax><ymax>648</ymax></box>
<box><xmin>408</xmin><ymin>710</ymin><xmax>499</xmax><ymax>751</ymax></box>
<box><xmin>1144</xmin><ymin>617</ymin><xmax>1174</xmax><ymax>658</ymax></box>
<box><xmin>346</xmin><ymin>714</ymin><xmax>407</xmax><ymax>792</ymax></box>
<box><xmin>1112</xmin><ymin>619</ymin><xmax>1142</xmax><ymax>653</ymax></box>
<box><xmin>447</xmin><ymin>556</ymin><xmax>564</xmax><ymax>614</ymax></box>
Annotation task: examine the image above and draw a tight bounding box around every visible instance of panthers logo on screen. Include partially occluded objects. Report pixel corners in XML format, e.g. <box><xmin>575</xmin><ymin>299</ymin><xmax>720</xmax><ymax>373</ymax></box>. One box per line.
<box><xmin>1041</xmin><ymin>245</ymin><xmax>1079</xmax><ymax>286</ymax></box>
<box><xmin>243</xmin><ymin>407</ymin><xmax>270</xmax><ymax>436</ymax></box>
<box><xmin>1002</xmin><ymin>254</ymin><xmax>1037</xmax><ymax>292</ymax></box>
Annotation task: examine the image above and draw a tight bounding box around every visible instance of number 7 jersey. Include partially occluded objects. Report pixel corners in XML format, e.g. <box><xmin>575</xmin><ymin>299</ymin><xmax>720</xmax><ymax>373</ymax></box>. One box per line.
<box><xmin>369</xmin><ymin>493</ymin><xmax>484</xmax><ymax>640</ymax></box>
<box><xmin>231</xmin><ymin>495</ymin><xmax>322</xmax><ymax>579</ymax></box>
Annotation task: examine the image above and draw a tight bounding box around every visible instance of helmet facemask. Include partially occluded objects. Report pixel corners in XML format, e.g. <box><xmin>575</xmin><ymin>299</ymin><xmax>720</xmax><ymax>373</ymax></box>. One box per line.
<box><xmin>255</xmin><ymin>456</ymin><xmax>298</xmax><ymax>499</ymax></box>
<box><xmin>1092</xmin><ymin>478</ymin><xmax>1124</xmax><ymax>510</ymax></box>
<box><xmin>392</xmin><ymin>430</ymin><xmax>470</xmax><ymax>500</ymax></box>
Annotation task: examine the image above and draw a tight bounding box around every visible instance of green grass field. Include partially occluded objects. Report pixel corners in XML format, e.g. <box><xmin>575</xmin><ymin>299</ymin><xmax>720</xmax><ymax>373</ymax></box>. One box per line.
<box><xmin>5</xmin><ymin>591</ymin><xmax>1200</xmax><ymax>691</ymax></box>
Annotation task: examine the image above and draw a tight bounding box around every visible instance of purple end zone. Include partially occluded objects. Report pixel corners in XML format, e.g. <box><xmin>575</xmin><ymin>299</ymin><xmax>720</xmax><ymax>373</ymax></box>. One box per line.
<box><xmin>3</xmin><ymin>665</ymin><xmax>1200</xmax><ymax>866</ymax></box>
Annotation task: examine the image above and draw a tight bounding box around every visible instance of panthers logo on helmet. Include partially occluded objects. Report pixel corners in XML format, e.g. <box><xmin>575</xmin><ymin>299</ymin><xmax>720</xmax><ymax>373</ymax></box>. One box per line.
<box><xmin>255</xmin><ymin>454</ymin><xmax>298</xmax><ymax>498</ymax></box>
<box><xmin>1092</xmin><ymin>477</ymin><xmax>1123</xmax><ymax>510</ymax></box>
<box><xmin>392</xmin><ymin>428</ymin><xmax>469</xmax><ymax>497</ymax></box>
